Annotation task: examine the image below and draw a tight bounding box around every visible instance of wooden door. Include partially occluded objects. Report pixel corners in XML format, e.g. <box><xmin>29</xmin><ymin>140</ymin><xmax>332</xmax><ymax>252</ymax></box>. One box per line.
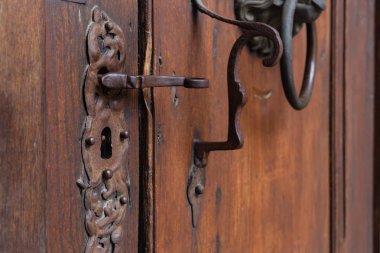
<box><xmin>0</xmin><ymin>1</ymin><xmax>140</xmax><ymax>252</ymax></box>
<box><xmin>0</xmin><ymin>0</ymin><xmax>375</xmax><ymax>252</ymax></box>
<box><xmin>151</xmin><ymin>1</ymin><xmax>329</xmax><ymax>252</ymax></box>
<box><xmin>148</xmin><ymin>1</ymin><xmax>374</xmax><ymax>253</ymax></box>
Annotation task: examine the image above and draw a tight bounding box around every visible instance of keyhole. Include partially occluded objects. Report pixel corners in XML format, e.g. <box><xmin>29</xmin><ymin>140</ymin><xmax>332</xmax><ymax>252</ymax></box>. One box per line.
<box><xmin>101</xmin><ymin>127</ymin><xmax>112</xmax><ymax>159</ymax></box>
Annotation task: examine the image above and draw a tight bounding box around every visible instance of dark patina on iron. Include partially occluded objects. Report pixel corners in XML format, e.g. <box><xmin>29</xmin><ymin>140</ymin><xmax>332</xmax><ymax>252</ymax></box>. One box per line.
<box><xmin>78</xmin><ymin>7</ymin><xmax>131</xmax><ymax>253</ymax></box>
<box><xmin>235</xmin><ymin>0</ymin><xmax>326</xmax><ymax>110</ymax></box>
<box><xmin>79</xmin><ymin>7</ymin><xmax>211</xmax><ymax>251</ymax></box>
<box><xmin>188</xmin><ymin>0</ymin><xmax>283</xmax><ymax>227</ymax></box>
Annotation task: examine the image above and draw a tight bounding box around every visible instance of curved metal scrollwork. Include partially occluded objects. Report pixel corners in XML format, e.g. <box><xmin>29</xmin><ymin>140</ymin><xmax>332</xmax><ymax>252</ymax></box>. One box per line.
<box><xmin>235</xmin><ymin>0</ymin><xmax>325</xmax><ymax>56</ymax></box>
<box><xmin>188</xmin><ymin>0</ymin><xmax>283</xmax><ymax>227</ymax></box>
<box><xmin>194</xmin><ymin>0</ymin><xmax>283</xmax><ymax>67</ymax></box>
<box><xmin>78</xmin><ymin>6</ymin><xmax>211</xmax><ymax>240</ymax></box>
<box><xmin>235</xmin><ymin>0</ymin><xmax>326</xmax><ymax>110</ymax></box>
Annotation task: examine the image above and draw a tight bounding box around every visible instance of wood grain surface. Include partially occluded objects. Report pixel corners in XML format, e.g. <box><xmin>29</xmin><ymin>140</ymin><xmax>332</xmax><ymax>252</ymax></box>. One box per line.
<box><xmin>0</xmin><ymin>1</ymin><xmax>140</xmax><ymax>252</ymax></box>
<box><xmin>152</xmin><ymin>1</ymin><xmax>330</xmax><ymax>252</ymax></box>
<box><xmin>0</xmin><ymin>0</ymin><xmax>375</xmax><ymax>252</ymax></box>
<box><xmin>375</xmin><ymin>2</ymin><xmax>380</xmax><ymax>252</ymax></box>
<box><xmin>0</xmin><ymin>0</ymin><xmax>46</xmax><ymax>252</ymax></box>
<box><xmin>341</xmin><ymin>0</ymin><xmax>374</xmax><ymax>252</ymax></box>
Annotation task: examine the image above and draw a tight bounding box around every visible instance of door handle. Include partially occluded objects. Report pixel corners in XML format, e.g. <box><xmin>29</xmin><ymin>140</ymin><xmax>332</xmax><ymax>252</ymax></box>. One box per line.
<box><xmin>100</xmin><ymin>74</ymin><xmax>208</xmax><ymax>90</ymax></box>
<box><xmin>79</xmin><ymin>2</ymin><xmax>324</xmax><ymax>236</ymax></box>
<box><xmin>188</xmin><ymin>0</ymin><xmax>325</xmax><ymax>227</ymax></box>
<box><xmin>78</xmin><ymin>7</ymin><xmax>208</xmax><ymax>251</ymax></box>
<box><xmin>235</xmin><ymin>0</ymin><xmax>326</xmax><ymax>110</ymax></box>
<box><xmin>83</xmin><ymin>3</ymin><xmax>281</xmax><ymax>231</ymax></box>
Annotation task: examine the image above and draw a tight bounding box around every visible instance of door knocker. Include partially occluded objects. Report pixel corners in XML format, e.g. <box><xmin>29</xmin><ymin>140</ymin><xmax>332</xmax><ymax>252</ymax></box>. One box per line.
<box><xmin>235</xmin><ymin>0</ymin><xmax>326</xmax><ymax>109</ymax></box>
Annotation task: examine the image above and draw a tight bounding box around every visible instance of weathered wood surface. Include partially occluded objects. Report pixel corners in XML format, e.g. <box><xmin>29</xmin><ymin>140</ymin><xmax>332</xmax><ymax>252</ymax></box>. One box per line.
<box><xmin>1</xmin><ymin>1</ymin><xmax>139</xmax><ymax>252</ymax></box>
<box><xmin>0</xmin><ymin>0</ymin><xmax>375</xmax><ymax>252</ymax></box>
<box><xmin>340</xmin><ymin>0</ymin><xmax>374</xmax><ymax>252</ymax></box>
<box><xmin>375</xmin><ymin>2</ymin><xmax>380</xmax><ymax>252</ymax></box>
<box><xmin>330</xmin><ymin>1</ymin><xmax>345</xmax><ymax>252</ymax></box>
<box><xmin>0</xmin><ymin>0</ymin><xmax>46</xmax><ymax>252</ymax></box>
<box><xmin>152</xmin><ymin>1</ymin><xmax>331</xmax><ymax>252</ymax></box>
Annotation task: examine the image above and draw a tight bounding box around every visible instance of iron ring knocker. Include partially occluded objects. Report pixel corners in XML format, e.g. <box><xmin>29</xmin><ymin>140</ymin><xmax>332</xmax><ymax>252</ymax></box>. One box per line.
<box><xmin>281</xmin><ymin>0</ymin><xmax>317</xmax><ymax>110</ymax></box>
<box><xmin>234</xmin><ymin>0</ymin><xmax>325</xmax><ymax>110</ymax></box>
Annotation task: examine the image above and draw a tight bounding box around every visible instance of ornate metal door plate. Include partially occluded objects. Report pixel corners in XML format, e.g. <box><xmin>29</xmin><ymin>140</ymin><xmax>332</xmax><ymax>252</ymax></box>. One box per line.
<box><xmin>78</xmin><ymin>6</ymin><xmax>208</xmax><ymax>252</ymax></box>
<box><xmin>77</xmin><ymin>7</ymin><xmax>130</xmax><ymax>253</ymax></box>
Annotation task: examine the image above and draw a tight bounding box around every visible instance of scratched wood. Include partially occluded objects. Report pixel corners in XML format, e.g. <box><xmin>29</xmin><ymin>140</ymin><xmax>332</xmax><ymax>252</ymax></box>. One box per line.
<box><xmin>44</xmin><ymin>1</ymin><xmax>139</xmax><ymax>252</ymax></box>
<box><xmin>0</xmin><ymin>0</ymin><xmax>46</xmax><ymax>252</ymax></box>
<box><xmin>151</xmin><ymin>1</ymin><xmax>331</xmax><ymax>252</ymax></box>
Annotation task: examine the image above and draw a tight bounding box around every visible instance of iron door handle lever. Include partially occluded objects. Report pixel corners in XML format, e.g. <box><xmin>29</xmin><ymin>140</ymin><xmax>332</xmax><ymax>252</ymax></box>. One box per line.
<box><xmin>79</xmin><ymin>7</ymin><xmax>209</xmax><ymax>250</ymax></box>
<box><xmin>101</xmin><ymin>74</ymin><xmax>209</xmax><ymax>90</ymax></box>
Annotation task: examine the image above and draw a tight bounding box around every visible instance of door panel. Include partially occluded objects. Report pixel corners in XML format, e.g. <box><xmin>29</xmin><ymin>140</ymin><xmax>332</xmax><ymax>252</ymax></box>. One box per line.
<box><xmin>0</xmin><ymin>0</ymin><xmax>375</xmax><ymax>252</ymax></box>
<box><xmin>0</xmin><ymin>1</ymin><xmax>140</xmax><ymax>252</ymax></box>
<box><xmin>152</xmin><ymin>1</ymin><xmax>330</xmax><ymax>252</ymax></box>
<box><xmin>341</xmin><ymin>1</ymin><xmax>374</xmax><ymax>252</ymax></box>
<box><xmin>44</xmin><ymin>1</ymin><xmax>139</xmax><ymax>252</ymax></box>
<box><xmin>0</xmin><ymin>0</ymin><xmax>45</xmax><ymax>252</ymax></box>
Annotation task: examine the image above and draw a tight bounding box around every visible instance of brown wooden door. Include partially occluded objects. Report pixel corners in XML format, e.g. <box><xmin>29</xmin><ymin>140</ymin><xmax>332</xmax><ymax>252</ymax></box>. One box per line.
<box><xmin>148</xmin><ymin>1</ymin><xmax>374</xmax><ymax>253</ymax></box>
<box><xmin>0</xmin><ymin>0</ymin><xmax>374</xmax><ymax>253</ymax></box>
<box><xmin>151</xmin><ymin>1</ymin><xmax>331</xmax><ymax>252</ymax></box>
<box><xmin>0</xmin><ymin>1</ymin><xmax>140</xmax><ymax>252</ymax></box>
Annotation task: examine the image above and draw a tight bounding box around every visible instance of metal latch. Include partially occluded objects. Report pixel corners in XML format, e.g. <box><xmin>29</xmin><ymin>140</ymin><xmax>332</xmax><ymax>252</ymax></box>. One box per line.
<box><xmin>100</xmin><ymin>74</ymin><xmax>208</xmax><ymax>90</ymax></box>
<box><xmin>78</xmin><ymin>6</ymin><xmax>208</xmax><ymax>252</ymax></box>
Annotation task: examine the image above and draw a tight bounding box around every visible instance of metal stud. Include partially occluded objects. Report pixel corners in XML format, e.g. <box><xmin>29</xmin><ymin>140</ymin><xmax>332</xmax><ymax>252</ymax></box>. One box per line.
<box><xmin>195</xmin><ymin>184</ymin><xmax>205</xmax><ymax>195</ymax></box>
<box><xmin>102</xmin><ymin>169</ymin><xmax>113</xmax><ymax>180</ymax></box>
<box><xmin>120</xmin><ymin>131</ymin><xmax>129</xmax><ymax>140</ymax></box>
<box><xmin>85</xmin><ymin>137</ymin><xmax>95</xmax><ymax>146</ymax></box>
<box><xmin>105</xmin><ymin>22</ymin><xmax>114</xmax><ymax>31</ymax></box>
<box><xmin>120</xmin><ymin>196</ymin><xmax>128</xmax><ymax>205</ymax></box>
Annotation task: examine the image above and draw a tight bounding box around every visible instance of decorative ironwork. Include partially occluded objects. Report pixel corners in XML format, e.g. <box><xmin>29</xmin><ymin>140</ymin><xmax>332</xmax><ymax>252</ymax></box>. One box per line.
<box><xmin>77</xmin><ymin>7</ymin><xmax>130</xmax><ymax>253</ymax></box>
<box><xmin>234</xmin><ymin>0</ymin><xmax>325</xmax><ymax>110</ymax></box>
<box><xmin>234</xmin><ymin>0</ymin><xmax>325</xmax><ymax>57</ymax></box>
<box><xmin>77</xmin><ymin>7</ymin><xmax>210</xmax><ymax>241</ymax></box>
<box><xmin>188</xmin><ymin>0</ymin><xmax>283</xmax><ymax>227</ymax></box>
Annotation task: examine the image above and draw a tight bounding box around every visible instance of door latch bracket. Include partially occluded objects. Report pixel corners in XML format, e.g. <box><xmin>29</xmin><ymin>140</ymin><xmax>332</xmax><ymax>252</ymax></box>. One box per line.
<box><xmin>78</xmin><ymin>6</ymin><xmax>208</xmax><ymax>252</ymax></box>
